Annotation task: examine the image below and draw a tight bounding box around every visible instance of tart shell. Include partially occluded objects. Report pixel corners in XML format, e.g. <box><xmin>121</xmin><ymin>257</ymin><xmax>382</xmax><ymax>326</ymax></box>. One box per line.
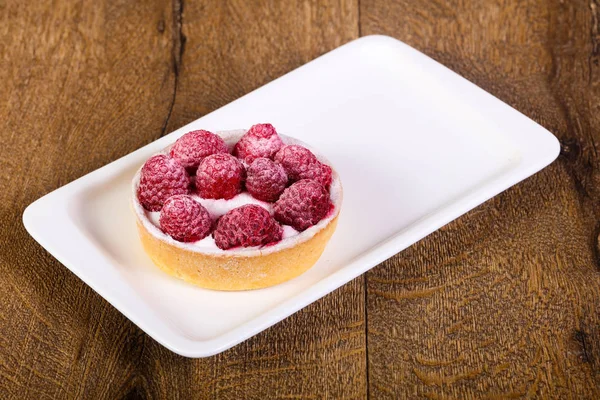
<box><xmin>132</xmin><ymin>130</ymin><xmax>342</xmax><ymax>291</ymax></box>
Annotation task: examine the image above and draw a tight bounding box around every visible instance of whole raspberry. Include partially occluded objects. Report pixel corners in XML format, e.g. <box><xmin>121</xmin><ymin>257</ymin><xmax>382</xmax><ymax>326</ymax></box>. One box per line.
<box><xmin>170</xmin><ymin>130</ymin><xmax>228</xmax><ymax>173</ymax></box>
<box><xmin>196</xmin><ymin>153</ymin><xmax>245</xmax><ymax>199</ymax></box>
<box><xmin>273</xmin><ymin>180</ymin><xmax>331</xmax><ymax>231</ymax></box>
<box><xmin>159</xmin><ymin>195</ymin><xmax>212</xmax><ymax>242</ymax></box>
<box><xmin>273</xmin><ymin>145</ymin><xmax>316</xmax><ymax>180</ymax></box>
<box><xmin>233</xmin><ymin>123</ymin><xmax>284</xmax><ymax>164</ymax></box>
<box><xmin>246</xmin><ymin>158</ymin><xmax>288</xmax><ymax>202</ymax></box>
<box><xmin>301</xmin><ymin>162</ymin><xmax>332</xmax><ymax>188</ymax></box>
<box><xmin>137</xmin><ymin>154</ymin><xmax>190</xmax><ymax>211</ymax></box>
<box><xmin>213</xmin><ymin>205</ymin><xmax>283</xmax><ymax>250</ymax></box>
<box><xmin>274</xmin><ymin>145</ymin><xmax>332</xmax><ymax>187</ymax></box>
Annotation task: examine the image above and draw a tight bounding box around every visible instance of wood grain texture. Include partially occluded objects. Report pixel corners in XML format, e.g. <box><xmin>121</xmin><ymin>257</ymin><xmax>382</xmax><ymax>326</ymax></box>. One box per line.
<box><xmin>2</xmin><ymin>0</ymin><xmax>599</xmax><ymax>398</ymax></box>
<box><xmin>0</xmin><ymin>0</ymin><xmax>364</xmax><ymax>398</ymax></box>
<box><xmin>361</xmin><ymin>0</ymin><xmax>600</xmax><ymax>398</ymax></box>
<box><xmin>0</xmin><ymin>0</ymin><xmax>178</xmax><ymax>398</ymax></box>
<box><xmin>163</xmin><ymin>0</ymin><xmax>359</xmax><ymax>132</ymax></box>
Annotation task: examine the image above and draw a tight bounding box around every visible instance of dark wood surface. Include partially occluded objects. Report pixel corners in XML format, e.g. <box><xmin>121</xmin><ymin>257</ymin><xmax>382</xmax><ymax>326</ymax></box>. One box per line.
<box><xmin>1</xmin><ymin>0</ymin><xmax>598</xmax><ymax>398</ymax></box>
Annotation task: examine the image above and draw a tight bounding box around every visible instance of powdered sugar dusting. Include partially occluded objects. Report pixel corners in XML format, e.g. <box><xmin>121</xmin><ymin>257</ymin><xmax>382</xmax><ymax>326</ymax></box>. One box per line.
<box><xmin>233</xmin><ymin>123</ymin><xmax>284</xmax><ymax>164</ymax></box>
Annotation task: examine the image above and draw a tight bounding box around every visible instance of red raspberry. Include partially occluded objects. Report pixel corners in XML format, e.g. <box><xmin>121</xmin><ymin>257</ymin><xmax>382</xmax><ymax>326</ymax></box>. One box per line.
<box><xmin>273</xmin><ymin>180</ymin><xmax>331</xmax><ymax>231</ymax></box>
<box><xmin>274</xmin><ymin>145</ymin><xmax>332</xmax><ymax>187</ymax></box>
<box><xmin>170</xmin><ymin>130</ymin><xmax>228</xmax><ymax>173</ymax></box>
<box><xmin>213</xmin><ymin>205</ymin><xmax>283</xmax><ymax>250</ymax></box>
<box><xmin>233</xmin><ymin>123</ymin><xmax>284</xmax><ymax>164</ymax></box>
<box><xmin>301</xmin><ymin>162</ymin><xmax>332</xmax><ymax>188</ymax></box>
<box><xmin>273</xmin><ymin>145</ymin><xmax>317</xmax><ymax>180</ymax></box>
<box><xmin>137</xmin><ymin>154</ymin><xmax>190</xmax><ymax>211</ymax></box>
<box><xmin>196</xmin><ymin>153</ymin><xmax>245</xmax><ymax>199</ymax></box>
<box><xmin>246</xmin><ymin>158</ymin><xmax>288</xmax><ymax>202</ymax></box>
<box><xmin>159</xmin><ymin>195</ymin><xmax>212</xmax><ymax>242</ymax></box>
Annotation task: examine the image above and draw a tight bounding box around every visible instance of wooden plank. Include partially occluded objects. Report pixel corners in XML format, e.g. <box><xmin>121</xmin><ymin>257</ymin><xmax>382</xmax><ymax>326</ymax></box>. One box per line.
<box><xmin>0</xmin><ymin>0</ymin><xmax>365</xmax><ymax>398</ymax></box>
<box><xmin>0</xmin><ymin>0</ymin><xmax>180</xmax><ymax>398</ymax></box>
<box><xmin>140</xmin><ymin>1</ymin><xmax>365</xmax><ymax>398</ymax></box>
<box><xmin>163</xmin><ymin>0</ymin><xmax>360</xmax><ymax>132</ymax></box>
<box><xmin>360</xmin><ymin>0</ymin><xmax>600</xmax><ymax>398</ymax></box>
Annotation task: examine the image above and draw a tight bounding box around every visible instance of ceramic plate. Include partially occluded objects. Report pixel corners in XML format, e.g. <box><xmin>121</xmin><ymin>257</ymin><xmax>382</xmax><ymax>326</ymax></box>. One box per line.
<box><xmin>23</xmin><ymin>35</ymin><xmax>559</xmax><ymax>357</ymax></box>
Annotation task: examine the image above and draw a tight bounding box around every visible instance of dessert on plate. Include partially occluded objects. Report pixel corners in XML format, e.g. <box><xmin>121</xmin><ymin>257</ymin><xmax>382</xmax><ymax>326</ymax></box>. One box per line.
<box><xmin>131</xmin><ymin>124</ymin><xmax>342</xmax><ymax>290</ymax></box>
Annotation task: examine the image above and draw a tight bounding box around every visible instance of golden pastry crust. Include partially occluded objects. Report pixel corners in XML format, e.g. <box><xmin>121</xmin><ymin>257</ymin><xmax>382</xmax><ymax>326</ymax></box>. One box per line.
<box><xmin>135</xmin><ymin>215</ymin><xmax>338</xmax><ymax>290</ymax></box>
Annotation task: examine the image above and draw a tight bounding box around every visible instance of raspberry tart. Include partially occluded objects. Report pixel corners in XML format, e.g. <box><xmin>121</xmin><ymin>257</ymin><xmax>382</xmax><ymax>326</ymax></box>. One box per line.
<box><xmin>131</xmin><ymin>124</ymin><xmax>342</xmax><ymax>290</ymax></box>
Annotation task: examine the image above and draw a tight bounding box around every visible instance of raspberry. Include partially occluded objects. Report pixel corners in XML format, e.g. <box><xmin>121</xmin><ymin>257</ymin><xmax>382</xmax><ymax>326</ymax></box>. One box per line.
<box><xmin>233</xmin><ymin>123</ymin><xmax>284</xmax><ymax>164</ymax></box>
<box><xmin>213</xmin><ymin>205</ymin><xmax>283</xmax><ymax>250</ymax></box>
<box><xmin>159</xmin><ymin>195</ymin><xmax>212</xmax><ymax>242</ymax></box>
<box><xmin>246</xmin><ymin>158</ymin><xmax>288</xmax><ymax>202</ymax></box>
<box><xmin>301</xmin><ymin>162</ymin><xmax>332</xmax><ymax>188</ymax></box>
<box><xmin>170</xmin><ymin>130</ymin><xmax>228</xmax><ymax>173</ymax></box>
<box><xmin>273</xmin><ymin>180</ymin><xmax>331</xmax><ymax>231</ymax></box>
<box><xmin>273</xmin><ymin>145</ymin><xmax>316</xmax><ymax>180</ymax></box>
<box><xmin>196</xmin><ymin>153</ymin><xmax>245</xmax><ymax>199</ymax></box>
<box><xmin>274</xmin><ymin>145</ymin><xmax>332</xmax><ymax>187</ymax></box>
<box><xmin>137</xmin><ymin>154</ymin><xmax>190</xmax><ymax>211</ymax></box>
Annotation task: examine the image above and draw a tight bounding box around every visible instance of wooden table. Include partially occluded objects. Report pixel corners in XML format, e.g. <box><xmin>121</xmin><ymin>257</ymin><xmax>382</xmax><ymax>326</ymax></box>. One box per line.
<box><xmin>2</xmin><ymin>1</ymin><xmax>599</xmax><ymax>398</ymax></box>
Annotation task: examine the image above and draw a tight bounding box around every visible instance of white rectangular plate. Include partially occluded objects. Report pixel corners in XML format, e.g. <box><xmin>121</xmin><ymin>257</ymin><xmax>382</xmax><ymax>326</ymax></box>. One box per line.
<box><xmin>23</xmin><ymin>35</ymin><xmax>559</xmax><ymax>357</ymax></box>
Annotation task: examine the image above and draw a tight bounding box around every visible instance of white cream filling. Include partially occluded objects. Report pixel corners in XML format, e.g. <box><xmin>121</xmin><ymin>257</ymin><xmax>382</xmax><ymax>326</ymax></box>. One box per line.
<box><xmin>192</xmin><ymin>192</ymin><xmax>272</xmax><ymax>218</ymax></box>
